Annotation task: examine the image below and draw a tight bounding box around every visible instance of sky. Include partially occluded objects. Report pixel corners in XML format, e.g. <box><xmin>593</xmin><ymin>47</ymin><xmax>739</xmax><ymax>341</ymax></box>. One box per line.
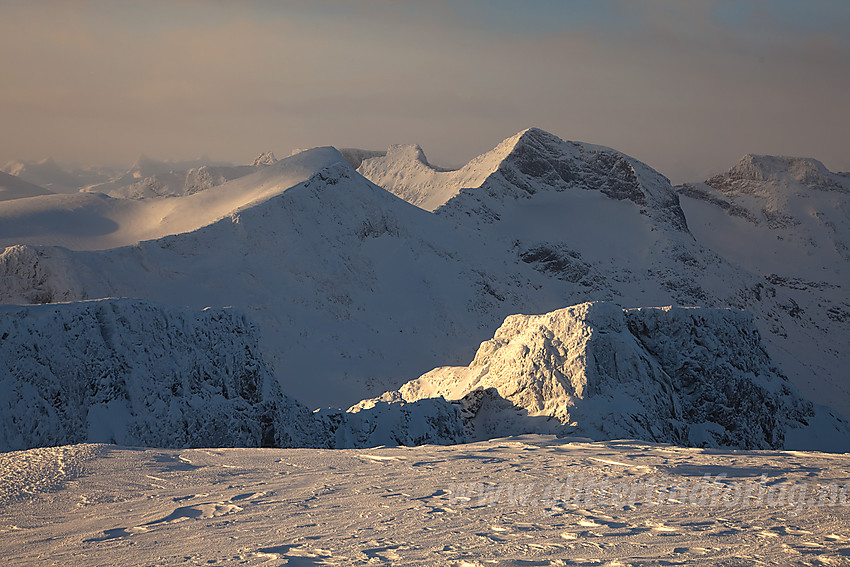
<box><xmin>1</xmin><ymin>0</ymin><xmax>848</xmax><ymax>183</ymax></box>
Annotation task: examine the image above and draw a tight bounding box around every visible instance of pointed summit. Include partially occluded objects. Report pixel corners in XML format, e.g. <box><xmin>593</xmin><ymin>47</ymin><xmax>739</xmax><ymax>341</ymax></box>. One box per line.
<box><xmin>359</xmin><ymin>127</ymin><xmax>687</xmax><ymax>231</ymax></box>
<box><xmin>251</xmin><ymin>151</ymin><xmax>278</xmax><ymax>167</ymax></box>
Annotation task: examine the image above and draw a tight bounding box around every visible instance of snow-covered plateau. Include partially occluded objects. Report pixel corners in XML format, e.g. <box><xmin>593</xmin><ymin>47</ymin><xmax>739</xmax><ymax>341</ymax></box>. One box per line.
<box><xmin>3</xmin><ymin>437</ymin><xmax>850</xmax><ymax>565</ymax></box>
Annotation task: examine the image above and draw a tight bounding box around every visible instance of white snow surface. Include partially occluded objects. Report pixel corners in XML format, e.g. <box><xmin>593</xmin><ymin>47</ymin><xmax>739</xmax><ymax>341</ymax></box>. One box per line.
<box><xmin>3</xmin><ymin>437</ymin><xmax>850</xmax><ymax>565</ymax></box>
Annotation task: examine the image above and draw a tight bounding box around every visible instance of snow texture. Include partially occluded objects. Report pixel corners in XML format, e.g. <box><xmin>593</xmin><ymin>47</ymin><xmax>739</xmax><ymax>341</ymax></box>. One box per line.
<box><xmin>4</xmin><ymin>438</ymin><xmax>850</xmax><ymax>565</ymax></box>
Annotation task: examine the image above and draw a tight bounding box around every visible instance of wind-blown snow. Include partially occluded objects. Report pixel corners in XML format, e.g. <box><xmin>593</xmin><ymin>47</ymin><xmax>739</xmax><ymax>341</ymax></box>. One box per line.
<box><xmin>3</xmin><ymin>437</ymin><xmax>850</xmax><ymax>565</ymax></box>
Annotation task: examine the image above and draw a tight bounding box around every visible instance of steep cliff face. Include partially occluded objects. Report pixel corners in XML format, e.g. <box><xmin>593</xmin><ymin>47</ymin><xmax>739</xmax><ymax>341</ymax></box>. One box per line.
<box><xmin>0</xmin><ymin>299</ymin><xmax>323</xmax><ymax>452</ymax></box>
<box><xmin>395</xmin><ymin>303</ymin><xmax>848</xmax><ymax>451</ymax></box>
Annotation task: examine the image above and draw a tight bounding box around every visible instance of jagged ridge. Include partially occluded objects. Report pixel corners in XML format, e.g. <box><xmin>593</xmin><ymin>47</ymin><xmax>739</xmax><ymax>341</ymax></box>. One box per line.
<box><xmin>393</xmin><ymin>302</ymin><xmax>847</xmax><ymax>450</ymax></box>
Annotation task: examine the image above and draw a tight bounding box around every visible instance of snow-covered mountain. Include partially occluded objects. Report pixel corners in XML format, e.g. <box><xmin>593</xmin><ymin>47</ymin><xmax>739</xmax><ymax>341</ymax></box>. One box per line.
<box><xmin>678</xmin><ymin>155</ymin><xmax>850</xmax><ymax>411</ymax></box>
<box><xmin>0</xmin><ymin>148</ymin><xmax>347</xmax><ymax>250</ymax></box>
<box><xmin>3</xmin><ymin>297</ymin><xmax>843</xmax><ymax>452</ymax></box>
<box><xmin>0</xmin><ymin>147</ymin><xmax>560</xmax><ymax>407</ymax></box>
<box><xmin>0</xmin><ymin>171</ymin><xmax>52</xmax><ymax>201</ymax></box>
<box><xmin>0</xmin><ymin>298</ymin><xmax>323</xmax><ymax>452</ymax></box>
<box><xmin>359</xmin><ymin>128</ymin><xmax>850</xmax><ymax>418</ymax></box>
<box><xmin>358</xmin><ymin>128</ymin><xmax>687</xmax><ymax>231</ymax></box>
<box><xmin>0</xmin><ymin>298</ymin><xmax>471</xmax><ymax>452</ymax></box>
<box><xmin>1</xmin><ymin>128</ymin><xmax>848</xmax><ymax>450</ymax></box>
<box><xmin>1</xmin><ymin>158</ymin><xmax>115</xmax><ymax>194</ymax></box>
<box><xmin>385</xmin><ymin>302</ymin><xmax>847</xmax><ymax>451</ymax></box>
<box><xmin>679</xmin><ymin>154</ymin><xmax>850</xmax><ymax>278</ymax></box>
<box><xmin>84</xmin><ymin>153</ymin><xmax>276</xmax><ymax>199</ymax></box>
<box><xmin>250</xmin><ymin>151</ymin><xmax>277</xmax><ymax>167</ymax></box>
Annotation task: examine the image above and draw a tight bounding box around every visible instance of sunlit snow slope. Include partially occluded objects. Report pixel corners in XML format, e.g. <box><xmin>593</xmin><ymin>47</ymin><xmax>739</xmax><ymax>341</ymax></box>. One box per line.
<box><xmin>0</xmin><ymin>148</ymin><xmax>344</xmax><ymax>250</ymax></box>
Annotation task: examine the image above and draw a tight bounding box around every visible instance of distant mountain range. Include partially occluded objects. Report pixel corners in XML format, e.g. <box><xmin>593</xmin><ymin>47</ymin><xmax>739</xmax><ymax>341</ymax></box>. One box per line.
<box><xmin>1</xmin><ymin>128</ymin><xmax>847</xmax><ymax>451</ymax></box>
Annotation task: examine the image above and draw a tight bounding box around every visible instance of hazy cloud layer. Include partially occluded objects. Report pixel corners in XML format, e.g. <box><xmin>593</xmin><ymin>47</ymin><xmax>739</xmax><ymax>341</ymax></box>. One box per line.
<box><xmin>1</xmin><ymin>0</ymin><xmax>848</xmax><ymax>182</ymax></box>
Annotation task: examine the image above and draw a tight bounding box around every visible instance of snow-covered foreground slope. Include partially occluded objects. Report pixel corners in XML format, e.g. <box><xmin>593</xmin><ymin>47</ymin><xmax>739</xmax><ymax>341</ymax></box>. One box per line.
<box><xmin>3</xmin><ymin>437</ymin><xmax>850</xmax><ymax>566</ymax></box>
<box><xmin>386</xmin><ymin>302</ymin><xmax>849</xmax><ymax>451</ymax></box>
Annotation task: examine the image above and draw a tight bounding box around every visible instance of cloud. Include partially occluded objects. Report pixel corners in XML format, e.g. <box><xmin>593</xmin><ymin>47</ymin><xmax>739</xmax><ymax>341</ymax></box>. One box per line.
<box><xmin>0</xmin><ymin>0</ymin><xmax>848</xmax><ymax>181</ymax></box>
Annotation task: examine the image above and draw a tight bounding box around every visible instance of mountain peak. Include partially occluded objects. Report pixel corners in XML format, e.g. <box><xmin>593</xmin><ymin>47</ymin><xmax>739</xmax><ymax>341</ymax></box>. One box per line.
<box><xmin>384</xmin><ymin>144</ymin><xmax>430</xmax><ymax>166</ymax></box>
<box><xmin>251</xmin><ymin>151</ymin><xmax>278</xmax><ymax>167</ymax></box>
<box><xmin>357</xmin><ymin>127</ymin><xmax>686</xmax><ymax>231</ymax></box>
<box><xmin>708</xmin><ymin>154</ymin><xmax>846</xmax><ymax>194</ymax></box>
